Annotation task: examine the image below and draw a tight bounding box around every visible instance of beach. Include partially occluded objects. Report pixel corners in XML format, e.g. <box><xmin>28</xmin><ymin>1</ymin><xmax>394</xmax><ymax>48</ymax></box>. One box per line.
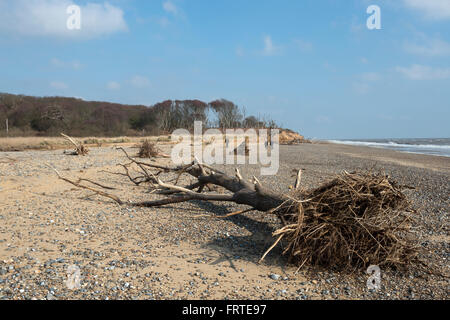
<box><xmin>0</xmin><ymin>142</ymin><xmax>448</xmax><ymax>300</ymax></box>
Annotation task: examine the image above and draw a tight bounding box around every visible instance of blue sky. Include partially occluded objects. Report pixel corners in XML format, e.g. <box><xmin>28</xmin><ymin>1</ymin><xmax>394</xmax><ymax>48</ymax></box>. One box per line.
<box><xmin>0</xmin><ymin>0</ymin><xmax>449</xmax><ymax>139</ymax></box>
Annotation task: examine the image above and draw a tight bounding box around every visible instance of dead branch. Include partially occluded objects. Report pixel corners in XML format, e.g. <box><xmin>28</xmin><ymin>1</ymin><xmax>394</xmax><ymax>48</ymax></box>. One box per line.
<box><xmin>61</xmin><ymin>133</ymin><xmax>89</xmax><ymax>156</ymax></box>
<box><xmin>76</xmin><ymin>178</ymin><xmax>116</xmax><ymax>190</ymax></box>
<box><xmin>48</xmin><ymin>165</ymin><xmax>122</xmax><ymax>204</ymax></box>
<box><xmin>294</xmin><ymin>169</ymin><xmax>302</xmax><ymax>190</ymax></box>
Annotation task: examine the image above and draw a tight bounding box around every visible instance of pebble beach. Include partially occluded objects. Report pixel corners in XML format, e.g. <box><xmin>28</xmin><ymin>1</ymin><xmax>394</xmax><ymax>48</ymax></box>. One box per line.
<box><xmin>0</xmin><ymin>142</ymin><xmax>448</xmax><ymax>300</ymax></box>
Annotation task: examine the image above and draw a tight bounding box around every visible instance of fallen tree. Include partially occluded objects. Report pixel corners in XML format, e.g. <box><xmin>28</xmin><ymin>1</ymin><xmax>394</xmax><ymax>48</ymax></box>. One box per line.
<box><xmin>49</xmin><ymin>148</ymin><xmax>420</xmax><ymax>271</ymax></box>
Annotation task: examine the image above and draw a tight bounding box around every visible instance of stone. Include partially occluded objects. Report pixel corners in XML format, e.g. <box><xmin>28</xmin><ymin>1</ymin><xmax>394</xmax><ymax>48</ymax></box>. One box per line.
<box><xmin>47</xmin><ymin>293</ymin><xmax>56</xmax><ymax>300</ymax></box>
<box><xmin>270</xmin><ymin>274</ymin><xmax>281</xmax><ymax>281</ymax></box>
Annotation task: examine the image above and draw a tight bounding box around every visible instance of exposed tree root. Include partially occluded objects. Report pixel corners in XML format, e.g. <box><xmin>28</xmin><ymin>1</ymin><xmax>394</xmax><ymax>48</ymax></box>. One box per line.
<box><xmin>137</xmin><ymin>140</ymin><xmax>169</xmax><ymax>159</ymax></box>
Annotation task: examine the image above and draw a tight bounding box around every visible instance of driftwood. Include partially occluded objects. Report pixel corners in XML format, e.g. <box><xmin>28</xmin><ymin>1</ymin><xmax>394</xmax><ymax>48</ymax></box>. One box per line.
<box><xmin>50</xmin><ymin>148</ymin><xmax>420</xmax><ymax>271</ymax></box>
<box><xmin>61</xmin><ymin>133</ymin><xmax>89</xmax><ymax>156</ymax></box>
<box><xmin>137</xmin><ymin>139</ymin><xmax>170</xmax><ymax>159</ymax></box>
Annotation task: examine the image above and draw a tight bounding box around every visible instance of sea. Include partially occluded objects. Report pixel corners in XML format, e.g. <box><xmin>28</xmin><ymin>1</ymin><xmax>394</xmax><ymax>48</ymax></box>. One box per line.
<box><xmin>327</xmin><ymin>138</ymin><xmax>450</xmax><ymax>158</ymax></box>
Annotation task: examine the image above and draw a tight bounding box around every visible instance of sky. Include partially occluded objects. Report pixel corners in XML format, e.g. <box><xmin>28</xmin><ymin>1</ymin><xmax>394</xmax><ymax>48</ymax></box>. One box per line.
<box><xmin>0</xmin><ymin>0</ymin><xmax>449</xmax><ymax>139</ymax></box>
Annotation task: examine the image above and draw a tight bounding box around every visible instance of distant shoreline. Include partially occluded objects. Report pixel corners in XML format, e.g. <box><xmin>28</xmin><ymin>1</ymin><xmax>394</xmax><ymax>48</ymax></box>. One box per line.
<box><xmin>325</xmin><ymin>138</ymin><xmax>450</xmax><ymax>158</ymax></box>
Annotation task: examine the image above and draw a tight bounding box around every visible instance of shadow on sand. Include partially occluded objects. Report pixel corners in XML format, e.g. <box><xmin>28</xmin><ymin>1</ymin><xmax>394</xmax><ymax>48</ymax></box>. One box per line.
<box><xmin>189</xmin><ymin>199</ymin><xmax>290</xmax><ymax>272</ymax></box>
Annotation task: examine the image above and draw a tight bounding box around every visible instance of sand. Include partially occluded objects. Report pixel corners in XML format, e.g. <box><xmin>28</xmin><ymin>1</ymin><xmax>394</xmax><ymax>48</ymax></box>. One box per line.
<box><xmin>0</xmin><ymin>142</ymin><xmax>448</xmax><ymax>300</ymax></box>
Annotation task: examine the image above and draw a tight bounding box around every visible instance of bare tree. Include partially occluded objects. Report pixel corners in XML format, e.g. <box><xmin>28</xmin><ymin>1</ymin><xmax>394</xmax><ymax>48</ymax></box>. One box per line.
<box><xmin>0</xmin><ymin>94</ymin><xmax>23</xmax><ymax>136</ymax></box>
<box><xmin>209</xmin><ymin>99</ymin><xmax>243</xmax><ymax>129</ymax></box>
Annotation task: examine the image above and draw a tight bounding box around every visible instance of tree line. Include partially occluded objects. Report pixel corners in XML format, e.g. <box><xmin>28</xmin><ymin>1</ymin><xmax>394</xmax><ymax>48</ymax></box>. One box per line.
<box><xmin>0</xmin><ymin>93</ymin><xmax>278</xmax><ymax>137</ymax></box>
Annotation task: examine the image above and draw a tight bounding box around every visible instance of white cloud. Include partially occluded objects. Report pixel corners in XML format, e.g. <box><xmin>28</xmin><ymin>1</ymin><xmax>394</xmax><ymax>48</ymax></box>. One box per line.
<box><xmin>262</xmin><ymin>35</ymin><xmax>281</xmax><ymax>56</ymax></box>
<box><xmin>235</xmin><ymin>46</ymin><xmax>244</xmax><ymax>57</ymax></box>
<box><xmin>50</xmin><ymin>81</ymin><xmax>68</xmax><ymax>89</ymax></box>
<box><xmin>378</xmin><ymin>115</ymin><xmax>395</xmax><ymax>121</ymax></box>
<box><xmin>294</xmin><ymin>39</ymin><xmax>313</xmax><ymax>52</ymax></box>
<box><xmin>51</xmin><ymin>58</ymin><xmax>82</xmax><ymax>69</ymax></box>
<box><xmin>350</xmin><ymin>22</ymin><xmax>364</xmax><ymax>34</ymax></box>
<box><xmin>130</xmin><ymin>76</ymin><xmax>151</xmax><ymax>88</ymax></box>
<box><xmin>405</xmin><ymin>38</ymin><xmax>450</xmax><ymax>56</ymax></box>
<box><xmin>351</xmin><ymin>72</ymin><xmax>381</xmax><ymax>94</ymax></box>
<box><xmin>0</xmin><ymin>0</ymin><xmax>127</xmax><ymax>39</ymax></box>
<box><xmin>403</xmin><ymin>0</ymin><xmax>450</xmax><ymax>20</ymax></box>
<box><xmin>316</xmin><ymin>116</ymin><xmax>332</xmax><ymax>124</ymax></box>
<box><xmin>107</xmin><ymin>81</ymin><xmax>121</xmax><ymax>90</ymax></box>
<box><xmin>263</xmin><ymin>36</ymin><xmax>274</xmax><ymax>55</ymax></box>
<box><xmin>323</xmin><ymin>62</ymin><xmax>336</xmax><ymax>72</ymax></box>
<box><xmin>163</xmin><ymin>1</ymin><xmax>178</xmax><ymax>15</ymax></box>
<box><xmin>360</xmin><ymin>57</ymin><xmax>369</xmax><ymax>64</ymax></box>
<box><xmin>396</xmin><ymin>64</ymin><xmax>450</xmax><ymax>80</ymax></box>
<box><xmin>361</xmin><ymin>72</ymin><xmax>381</xmax><ymax>82</ymax></box>
<box><xmin>157</xmin><ymin>17</ymin><xmax>170</xmax><ymax>28</ymax></box>
<box><xmin>352</xmin><ymin>82</ymin><xmax>370</xmax><ymax>94</ymax></box>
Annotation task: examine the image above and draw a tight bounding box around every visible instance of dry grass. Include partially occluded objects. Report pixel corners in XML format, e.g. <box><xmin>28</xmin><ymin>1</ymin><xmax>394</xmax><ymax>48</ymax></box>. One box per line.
<box><xmin>271</xmin><ymin>171</ymin><xmax>419</xmax><ymax>271</ymax></box>
<box><xmin>0</xmin><ymin>136</ymin><xmax>163</xmax><ymax>152</ymax></box>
